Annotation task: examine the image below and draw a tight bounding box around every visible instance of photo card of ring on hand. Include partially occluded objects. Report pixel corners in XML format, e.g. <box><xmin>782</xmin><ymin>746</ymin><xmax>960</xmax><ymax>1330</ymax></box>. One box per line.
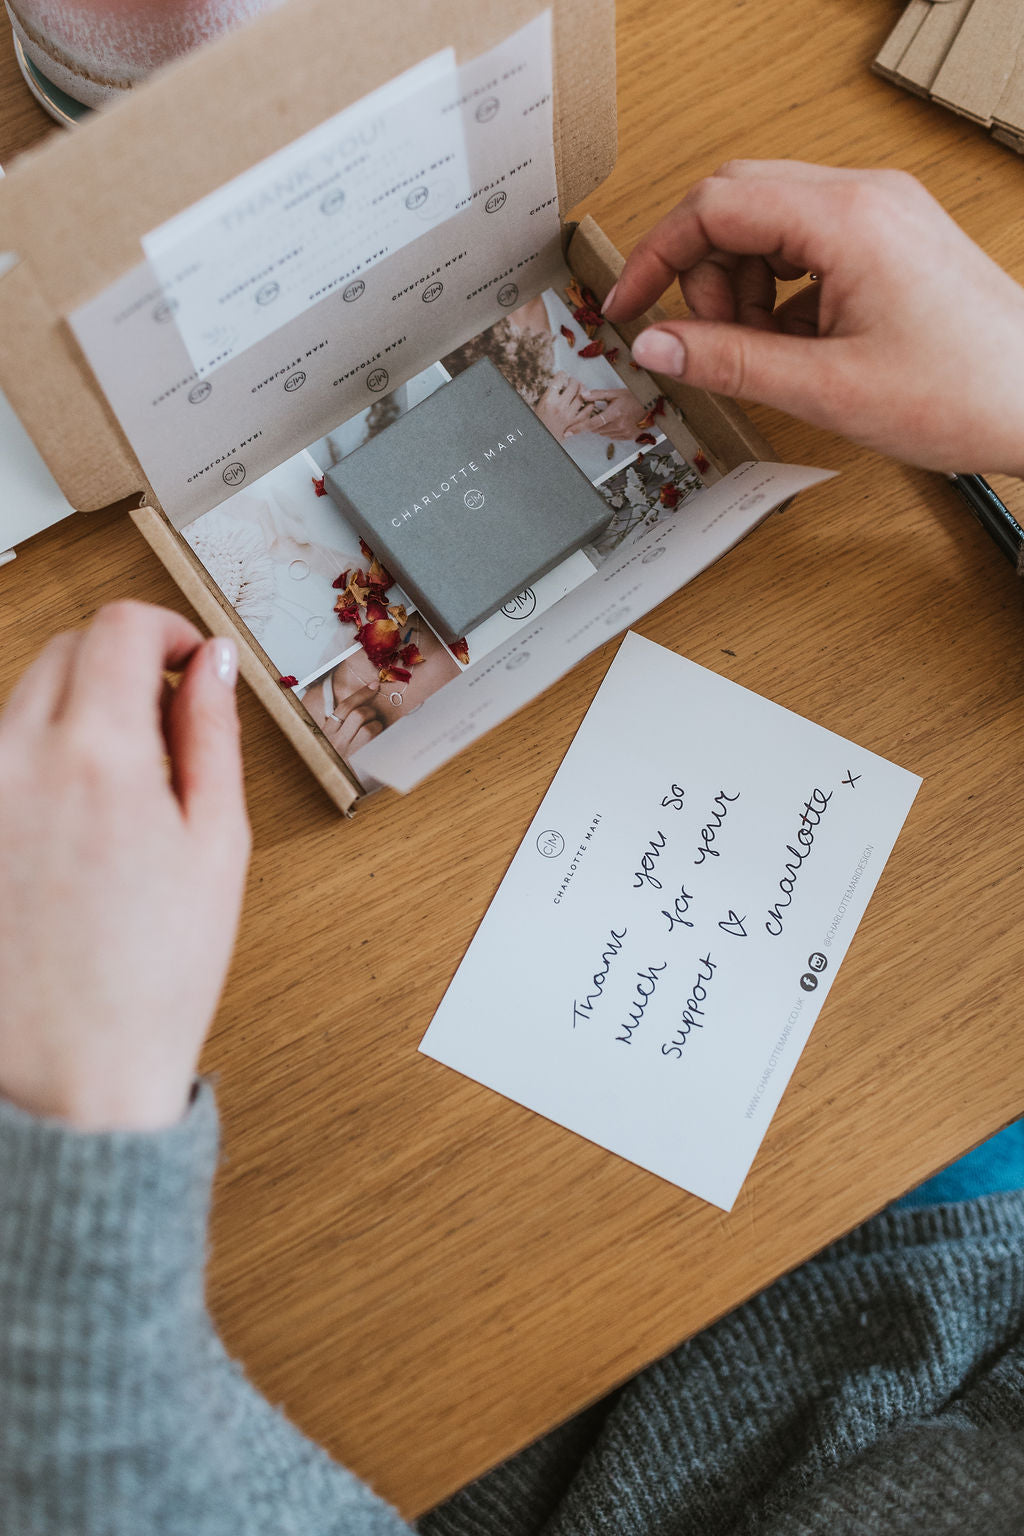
<box><xmin>420</xmin><ymin>632</ymin><xmax>922</xmax><ymax>1210</ymax></box>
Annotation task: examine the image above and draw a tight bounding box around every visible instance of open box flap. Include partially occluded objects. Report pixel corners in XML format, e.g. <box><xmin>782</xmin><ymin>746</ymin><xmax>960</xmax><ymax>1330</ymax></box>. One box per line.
<box><xmin>0</xmin><ymin>0</ymin><xmax>615</xmax><ymax>513</ymax></box>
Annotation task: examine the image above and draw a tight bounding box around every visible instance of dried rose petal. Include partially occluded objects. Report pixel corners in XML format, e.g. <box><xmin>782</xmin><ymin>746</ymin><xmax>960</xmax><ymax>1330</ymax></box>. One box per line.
<box><xmin>334</xmin><ymin>600</ymin><xmax>361</xmax><ymax>626</ymax></box>
<box><xmin>379</xmin><ymin>663</ymin><xmax>412</xmax><ymax>683</ymax></box>
<box><xmin>388</xmin><ymin>603</ymin><xmax>409</xmax><ymax>626</ymax></box>
<box><xmin>578</xmin><ymin>339</ymin><xmax>605</xmax><ymax>359</ymax></box>
<box><xmin>332</xmin><ymin>569</ymin><xmax>351</xmax><ymax>590</ymax></box>
<box><xmin>636</xmin><ymin>432</ymin><xmax>657</xmax><ymax>446</ymax></box>
<box><xmin>629</xmin><ymin>359</ymin><xmax>641</xmax><ymax>370</ymax></box>
<box><xmin>364</xmin><ymin>597</ymin><xmax>389</xmax><ymax>624</ymax></box>
<box><xmin>604</xmin><ymin>347</ymin><xmax>620</xmax><ymax>365</ymax></box>
<box><xmin>449</xmin><ymin>637</ymin><xmax>470</xmax><ymax>665</ymax></box>
<box><xmin>360</xmin><ymin>615</ymin><xmax>401</xmax><ymax>666</ymax></box>
<box><xmin>659</xmin><ymin>482</ymin><xmax>680</xmax><ymax>509</ymax></box>
<box><xmin>278</xmin><ymin>675</ymin><xmax>298</xmax><ymax>687</ymax></box>
<box><xmin>694</xmin><ymin>450</ymin><xmax>711</xmax><ymax>475</ymax></box>
<box><xmin>398</xmin><ymin>641</ymin><xmax>425</xmax><ymax>667</ymax></box>
<box><xmin>560</xmin><ymin>324</ymin><xmax>576</xmax><ymax>348</ymax></box>
<box><xmin>312</xmin><ymin>476</ymin><xmax>327</xmax><ymax>498</ymax></box>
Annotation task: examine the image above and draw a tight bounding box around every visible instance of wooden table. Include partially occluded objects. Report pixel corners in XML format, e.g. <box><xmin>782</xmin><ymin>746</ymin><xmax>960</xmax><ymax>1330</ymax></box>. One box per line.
<box><xmin>2</xmin><ymin>0</ymin><xmax>1024</xmax><ymax>1518</ymax></box>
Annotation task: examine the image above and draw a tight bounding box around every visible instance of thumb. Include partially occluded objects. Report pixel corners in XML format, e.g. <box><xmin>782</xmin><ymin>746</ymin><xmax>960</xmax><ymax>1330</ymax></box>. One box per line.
<box><xmin>631</xmin><ymin>322</ymin><xmax>847</xmax><ymax>430</ymax></box>
<box><xmin>166</xmin><ymin>636</ymin><xmax>249</xmax><ymax>842</ymax></box>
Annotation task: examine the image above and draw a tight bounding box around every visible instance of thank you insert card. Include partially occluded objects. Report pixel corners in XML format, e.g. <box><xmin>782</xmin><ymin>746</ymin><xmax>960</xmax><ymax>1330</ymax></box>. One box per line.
<box><xmin>420</xmin><ymin>632</ymin><xmax>922</xmax><ymax>1210</ymax></box>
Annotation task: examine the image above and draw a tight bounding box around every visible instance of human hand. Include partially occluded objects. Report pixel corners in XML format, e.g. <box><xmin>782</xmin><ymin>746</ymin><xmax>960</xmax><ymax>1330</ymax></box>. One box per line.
<box><xmin>0</xmin><ymin>603</ymin><xmax>250</xmax><ymax>1132</ymax></box>
<box><xmin>603</xmin><ymin>160</ymin><xmax>1024</xmax><ymax>475</ymax></box>
<box><xmin>304</xmin><ymin>664</ymin><xmax>385</xmax><ymax>755</ymax></box>
<box><xmin>533</xmin><ymin>370</ymin><xmax>593</xmax><ymax>441</ymax></box>
<box><xmin>573</xmin><ymin>387</ymin><xmax>646</xmax><ymax>440</ymax></box>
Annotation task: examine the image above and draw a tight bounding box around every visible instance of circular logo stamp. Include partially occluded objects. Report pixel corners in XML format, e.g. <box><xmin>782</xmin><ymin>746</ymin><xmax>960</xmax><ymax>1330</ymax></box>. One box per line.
<box><xmin>738</xmin><ymin>490</ymin><xmax>767</xmax><ymax>511</ymax></box>
<box><xmin>505</xmin><ymin>650</ymin><xmax>531</xmax><ymax>670</ymax></box>
<box><xmin>187</xmin><ymin>381</ymin><xmax>212</xmax><ymax>405</ymax></box>
<box><xmin>807</xmin><ymin>951</ymin><xmax>828</xmax><ymax>973</ymax></box>
<box><xmin>464</xmin><ymin>488</ymin><xmax>485</xmax><ymax>510</ymax></box>
<box><xmin>799</xmin><ymin>972</ymin><xmax>819</xmax><ymax>992</ymax></box>
<box><xmin>366</xmin><ymin>367</ymin><xmax>389</xmax><ymax>393</ymax></box>
<box><xmin>343</xmin><ymin>280</ymin><xmax>365</xmax><ymax>303</ymax></box>
<box><xmin>484</xmin><ymin>190</ymin><xmax>507</xmax><ymax>213</ymax></box>
<box><xmin>500</xmin><ymin>589</ymin><xmax>536</xmax><ymax>620</ymax></box>
<box><xmin>475</xmin><ymin>96</ymin><xmax>500</xmax><ymax>123</ymax></box>
<box><xmin>283</xmin><ymin>371</ymin><xmax>306</xmax><ymax>392</ymax></box>
<box><xmin>641</xmin><ymin>546</ymin><xmax>666</xmax><ymax>564</ymax></box>
<box><xmin>497</xmin><ymin>282</ymin><xmax>519</xmax><ymax>308</ymax></box>
<box><xmin>152</xmin><ymin>298</ymin><xmax>178</xmax><ymax>323</ymax></box>
<box><xmin>536</xmin><ymin>829</ymin><xmax>564</xmax><ymax>859</ymax></box>
<box><xmin>255</xmin><ymin>282</ymin><xmax>280</xmax><ymax>306</ymax></box>
<box><xmin>320</xmin><ymin>188</ymin><xmax>346</xmax><ymax>215</ymax></box>
<box><xmin>405</xmin><ymin>186</ymin><xmax>429</xmax><ymax>211</ymax></box>
<box><xmin>222</xmin><ymin>462</ymin><xmax>246</xmax><ymax>487</ymax></box>
<box><xmin>422</xmin><ymin>281</ymin><xmax>444</xmax><ymax>303</ymax></box>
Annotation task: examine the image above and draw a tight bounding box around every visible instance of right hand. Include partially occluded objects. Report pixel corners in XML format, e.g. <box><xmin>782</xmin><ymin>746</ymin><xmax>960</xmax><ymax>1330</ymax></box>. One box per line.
<box><xmin>603</xmin><ymin>160</ymin><xmax>1024</xmax><ymax>475</ymax></box>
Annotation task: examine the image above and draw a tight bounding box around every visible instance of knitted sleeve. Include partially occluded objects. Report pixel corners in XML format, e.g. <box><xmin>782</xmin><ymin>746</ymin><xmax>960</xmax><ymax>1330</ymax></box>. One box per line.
<box><xmin>0</xmin><ymin>1082</ymin><xmax>411</xmax><ymax>1536</ymax></box>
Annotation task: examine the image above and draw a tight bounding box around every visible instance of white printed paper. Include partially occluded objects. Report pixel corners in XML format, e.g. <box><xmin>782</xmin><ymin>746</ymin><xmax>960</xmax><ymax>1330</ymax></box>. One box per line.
<box><xmin>420</xmin><ymin>631</ymin><xmax>922</xmax><ymax>1210</ymax></box>
<box><xmin>141</xmin><ymin>50</ymin><xmax>464</xmax><ymax>374</ymax></box>
<box><xmin>69</xmin><ymin>14</ymin><xmax>561</xmax><ymax>526</ymax></box>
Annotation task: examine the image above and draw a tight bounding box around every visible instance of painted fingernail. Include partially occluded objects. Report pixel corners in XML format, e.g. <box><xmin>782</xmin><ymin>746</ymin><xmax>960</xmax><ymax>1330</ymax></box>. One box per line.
<box><xmin>632</xmin><ymin>328</ymin><xmax>686</xmax><ymax>376</ymax></box>
<box><xmin>209</xmin><ymin>636</ymin><xmax>238</xmax><ymax>686</ymax></box>
<box><xmin>602</xmin><ymin>281</ymin><xmax>619</xmax><ymax>313</ymax></box>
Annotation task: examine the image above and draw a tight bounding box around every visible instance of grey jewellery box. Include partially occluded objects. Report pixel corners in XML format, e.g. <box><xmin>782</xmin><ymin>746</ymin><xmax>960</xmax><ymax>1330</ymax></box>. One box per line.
<box><xmin>325</xmin><ymin>358</ymin><xmax>612</xmax><ymax>641</ymax></box>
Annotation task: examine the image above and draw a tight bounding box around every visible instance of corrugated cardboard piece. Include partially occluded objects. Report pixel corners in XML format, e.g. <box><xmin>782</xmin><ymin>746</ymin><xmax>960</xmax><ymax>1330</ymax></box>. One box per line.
<box><xmin>874</xmin><ymin>0</ymin><xmax>1024</xmax><ymax>146</ymax></box>
<box><xmin>0</xmin><ymin>0</ymin><xmax>775</xmax><ymax>811</ymax></box>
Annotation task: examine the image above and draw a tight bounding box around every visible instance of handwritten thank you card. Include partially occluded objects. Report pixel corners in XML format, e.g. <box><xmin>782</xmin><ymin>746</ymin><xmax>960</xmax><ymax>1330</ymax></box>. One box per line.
<box><xmin>420</xmin><ymin>632</ymin><xmax>922</xmax><ymax>1209</ymax></box>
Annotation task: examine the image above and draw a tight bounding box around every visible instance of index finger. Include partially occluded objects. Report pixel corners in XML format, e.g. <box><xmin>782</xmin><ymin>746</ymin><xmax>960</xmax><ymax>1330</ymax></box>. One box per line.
<box><xmin>61</xmin><ymin>602</ymin><xmax>204</xmax><ymax>740</ymax></box>
<box><xmin>604</xmin><ymin>175</ymin><xmax>836</xmax><ymax>323</ymax></box>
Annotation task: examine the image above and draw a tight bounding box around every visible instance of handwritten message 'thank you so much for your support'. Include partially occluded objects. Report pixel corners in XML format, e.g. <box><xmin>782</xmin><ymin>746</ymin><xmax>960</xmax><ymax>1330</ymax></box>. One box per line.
<box><xmin>420</xmin><ymin>631</ymin><xmax>922</xmax><ymax>1210</ymax></box>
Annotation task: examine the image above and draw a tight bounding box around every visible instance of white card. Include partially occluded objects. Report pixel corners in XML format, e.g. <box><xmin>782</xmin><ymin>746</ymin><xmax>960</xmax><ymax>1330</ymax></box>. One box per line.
<box><xmin>420</xmin><ymin>631</ymin><xmax>922</xmax><ymax>1210</ymax></box>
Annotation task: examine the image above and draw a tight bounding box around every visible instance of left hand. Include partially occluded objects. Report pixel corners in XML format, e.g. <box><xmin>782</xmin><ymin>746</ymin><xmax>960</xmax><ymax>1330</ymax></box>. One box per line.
<box><xmin>0</xmin><ymin>603</ymin><xmax>251</xmax><ymax>1132</ymax></box>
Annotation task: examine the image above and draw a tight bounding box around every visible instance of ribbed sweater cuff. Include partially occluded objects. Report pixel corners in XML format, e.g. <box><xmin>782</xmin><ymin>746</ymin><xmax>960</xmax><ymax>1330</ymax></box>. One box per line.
<box><xmin>0</xmin><ymin>1078</ymin><xmax>219</xmax><ymax>1347</ymax></box>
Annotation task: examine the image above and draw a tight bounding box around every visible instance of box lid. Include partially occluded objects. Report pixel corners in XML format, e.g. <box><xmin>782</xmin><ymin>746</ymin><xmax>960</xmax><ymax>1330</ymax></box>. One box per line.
<box><xmin>0</xmin><ymin>0</ymin><xmax>616</xmax><ymax>514</ymax></box>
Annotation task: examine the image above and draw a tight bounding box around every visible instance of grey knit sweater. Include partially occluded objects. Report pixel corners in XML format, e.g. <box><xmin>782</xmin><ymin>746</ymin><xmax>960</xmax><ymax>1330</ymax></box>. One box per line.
<box><xmin>2</xmin><ymin>1084</ymin><xmax>1023</xmax><ymax>1535</ymax></box>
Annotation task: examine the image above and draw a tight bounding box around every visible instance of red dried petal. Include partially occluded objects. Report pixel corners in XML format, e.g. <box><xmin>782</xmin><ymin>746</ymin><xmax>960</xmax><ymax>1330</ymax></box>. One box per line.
<box><xmin>360</xmin><ymin>616</ymin><xmax>401</xmax><ymax>666</ymax></box>
<box><xmin>332</xmin><ymin>569</ymin><xmax>351</xmax><ymax>590</ymax></box>
<box><xmin>652</xmin><ymin>395</ymin><xmax>666</xmax><ymax>416</ymax></box>
<box><xmin>312</xmin><ymin>476</ymin><xmax>327</xmax><ymax>498</ymax></box>
<box><xmin>364</xmin><ymin>597</ymin><xmax>389</xmax><ymax>624</ymax></box>
<box><xmin>380</xmin><ymin>663</ymin><xmax>412</xmax><ymax>683</ymax></box>
<box><xmin>629</xmin><ymin>359</ymin><xmax>641</xmax><ymax>370</ymax></box>
<box><xmin>578</xmin><ymin>339</ymin><xmax>605</xmax><ymax>359</ymax></box>
<box><xmin>658</xmin><ymin>482</ymin><xmax>680</xmax><ymax>509</ymax></box>
<box><xmin>449</xmin><ymin>636</ymin><xmax>470</xmax><ymax>665</ymax></box>
<box><xmin>635</xmin><ymin>432</ymin><xmax>657</xmax><ymax>446</ymax></box>
<box><xmin>334</xmin><ymin>601</ymin><xmax>361</xmax><ymax>626</ymax></box>
<box><xmin>694</xmin><ymin>450</ymin><xmax>711</xmax><ymax>475</ymax></box>
<box><xmin>398</xmin><ymin>641</ymin><xmax>425</xmax><ymax>667</ymax></box>
<box><xmin>604</xmin><ymin>347</ymin><xmax>620</xmax><ymax>365</ymax></box>
<box><xmin>358</xmin><ymin>537</ymin><xmax>375</xmax><ymax>562</ymax></box>
<box><xmin>560</xmin><ymin>324</ymin><xmax>576</xmax><ymax>348</ymax></box>
<box><xmin>278</xmin><ymin>675</ymin><xmax>298</xmax><ymax>687</ymax></box>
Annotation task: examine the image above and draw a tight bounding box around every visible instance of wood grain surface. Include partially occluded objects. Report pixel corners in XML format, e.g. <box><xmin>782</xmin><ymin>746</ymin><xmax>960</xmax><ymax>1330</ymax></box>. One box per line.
<box><xmin>2</xmin><ymin>0</ymin><xmax>1024</xmax><ymax>1517</ymax></box>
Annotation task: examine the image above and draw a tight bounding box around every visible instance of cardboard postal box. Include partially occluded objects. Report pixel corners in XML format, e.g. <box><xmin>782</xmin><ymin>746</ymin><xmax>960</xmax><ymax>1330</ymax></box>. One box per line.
<box><xmin>0</xmin><ymin>0</ymin><xmax>778</xmax><ymax>813</ymax></box>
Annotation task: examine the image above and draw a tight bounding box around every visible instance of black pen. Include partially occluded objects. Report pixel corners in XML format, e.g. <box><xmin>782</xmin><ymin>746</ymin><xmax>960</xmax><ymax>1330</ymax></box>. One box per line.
<box><xmin>947</xmin><ymin>473</ymin><xmax>1024</xmax><ymax>572</ymax></box>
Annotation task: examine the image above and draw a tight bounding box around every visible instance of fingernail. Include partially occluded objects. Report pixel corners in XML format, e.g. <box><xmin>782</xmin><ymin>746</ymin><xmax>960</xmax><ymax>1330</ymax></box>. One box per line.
<box><xmin>209</xmin><ymin>636</ymin><xmax>238</xmax><ymax>687</ymax></box>
<box><xmin>632</xmin><ymin>328</ymin><xmax>686</xmax><ymax>376</ymax></box>
<box><xmin>602</xmin><ymin>280</ymin><xmax>619</xmax><ymax>314</ymax></box>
